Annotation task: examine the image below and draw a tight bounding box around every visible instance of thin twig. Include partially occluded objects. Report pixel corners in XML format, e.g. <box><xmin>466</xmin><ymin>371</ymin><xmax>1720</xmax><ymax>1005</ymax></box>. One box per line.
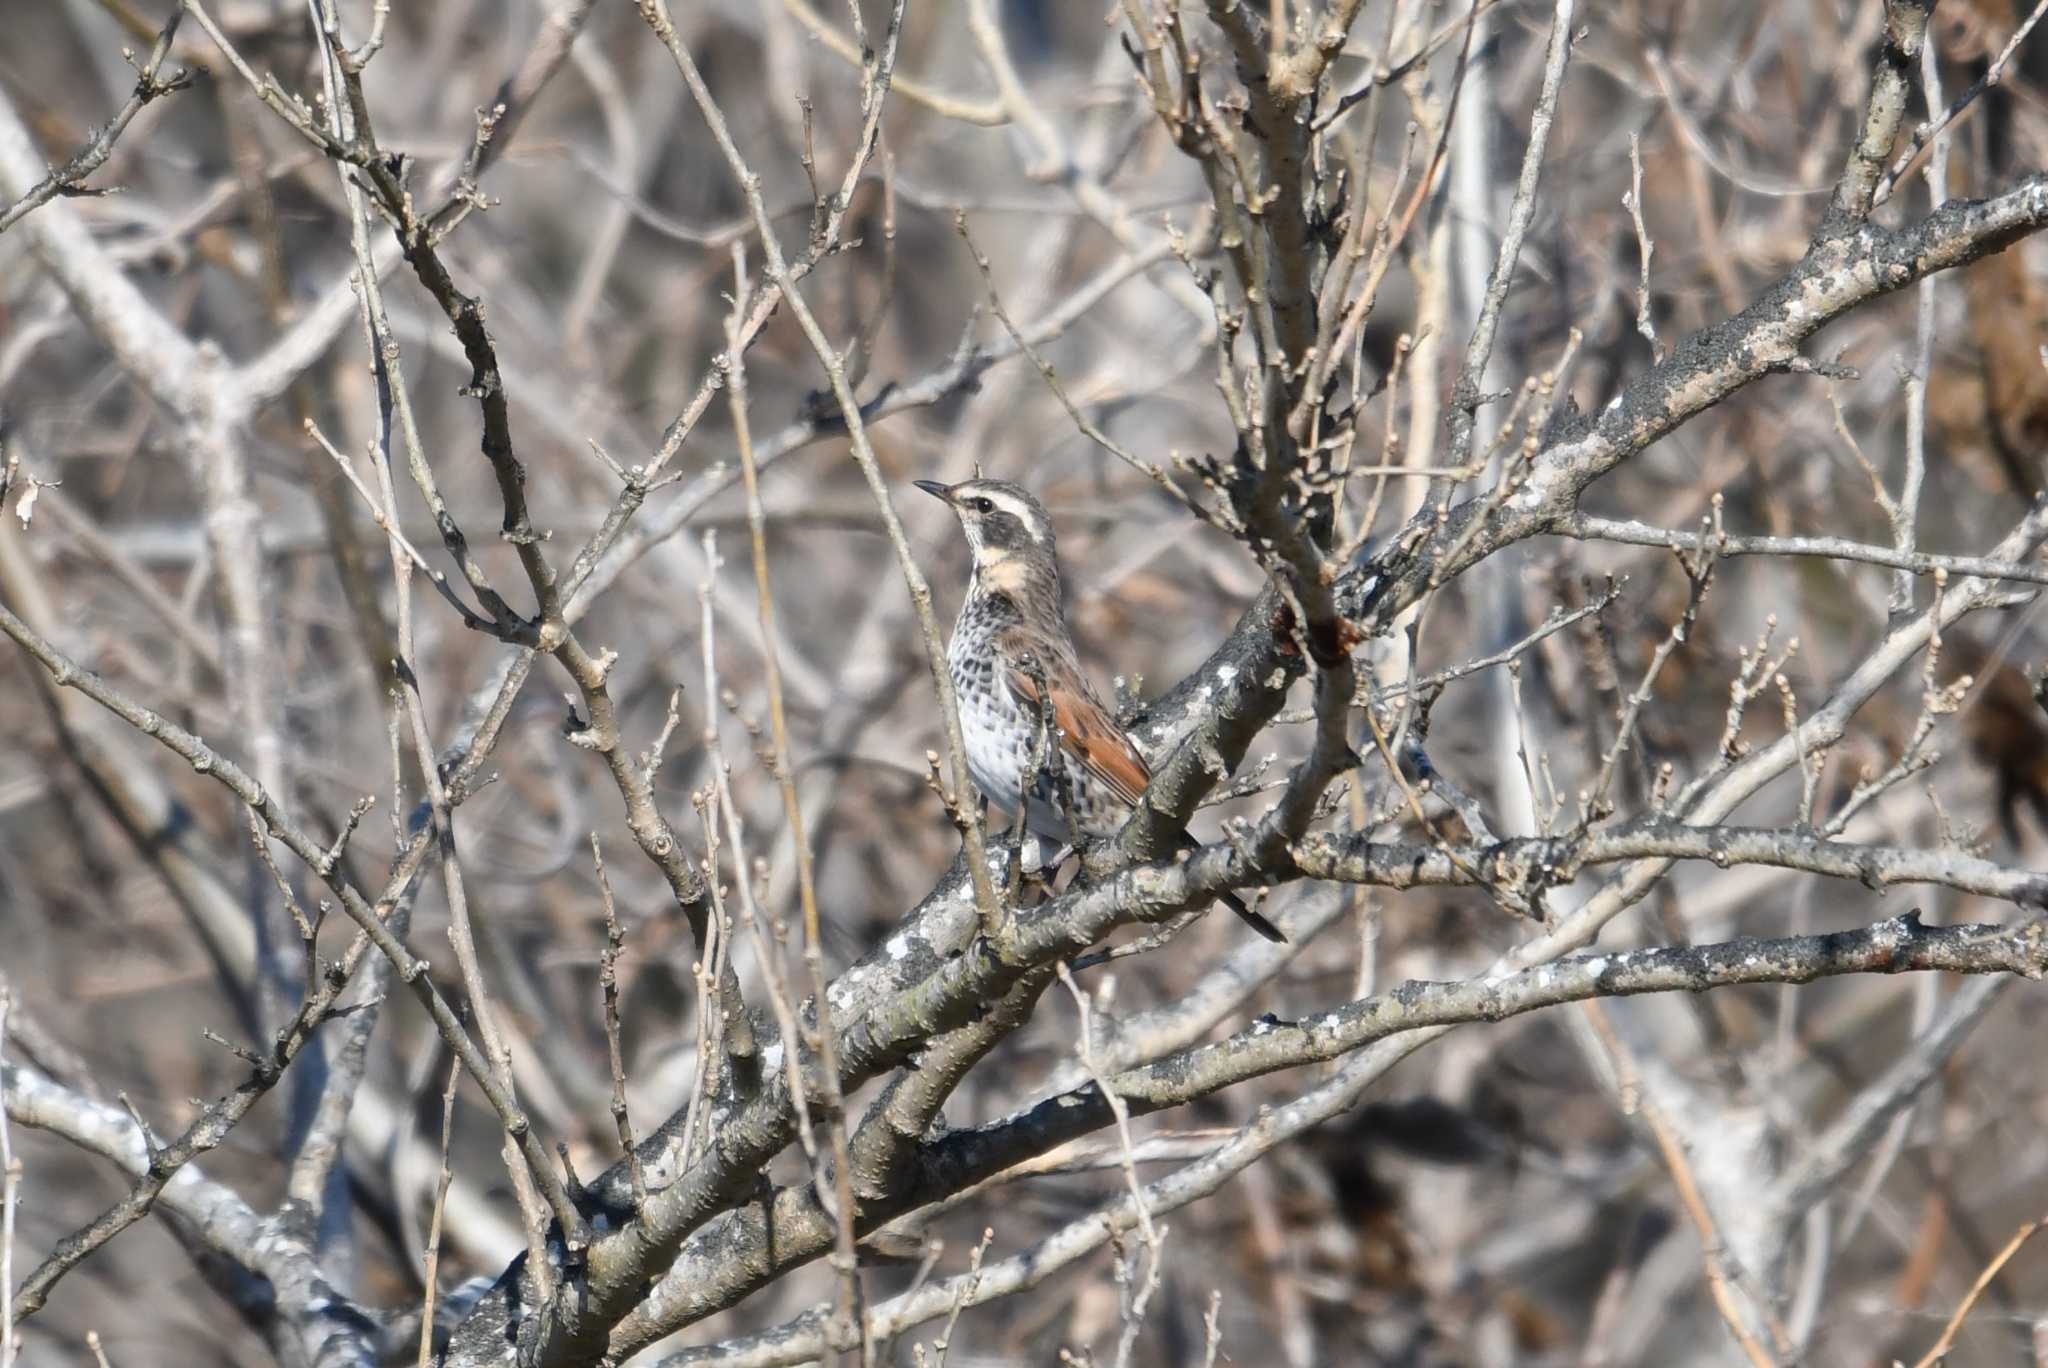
<box><xmin>0</xmin><ymin>10</ymin><xmax>192</xmax><ymax>235</ymax></box>
<box><xmin>0</xmin><ymin>596</ymin><xmax>585</xmax><ymax>1272</ymax></box>
<box><xmin>304</xmin><ymin>0</ymin><xmax>572</xmax><ymax>1272</ymax></box>
<box><xmin>725</xmin><ymin>248</ymin><xmax>870</xmax><ymax>1359</ymax></box>
<box><xmin>664</xmin><ymin>911</ymin><xmax>2048</xmax><ymax>1366</ymax></box>
<box><xmin>1893</xmin><ymin>25</ymin><xmax>1950</xmax><ymax>615</ymax></box>
<box><xmin>639</xmin><ymin>0</ymin><xmax>1007</xmax><ymax>944</ymax></box>
<box><xmin>1055</xmin><ymin>963</ymin><xmax>1163</xmax><ymax>1368</ymax></box>
<box><xmin>698</xmin><ymin>533</ymin><xmax>819</xmax><ymax>1173</ymax></box>
<box><xmin>781</xmin><ymin>0</ymin><xmax>1004</xmax><ymax>125</ymax></box>
<box><xmin>1579</xmin><ymin>999</ymin><xmax>1783</xmax><ymax>1367</ymax></box>
<box><xmin>1586</xmin><ymin>512</ymin><xmax>1719</xmax><ymax>820</ymax></box>
<box><xmin>1874</xmin><ymin>0</ymin><xmax>2048</xmax><ymax>206</ymax></box>
<box><xmin>954</xmin><ymin>213</ymin><xmax>1227</xmax><ymax>531</ymax></box>
<box><xmin>1625</xmin><ymin>133</ymin><xmax>1659</xmax><ymax>358</ymax></box>
<box><xmin>8</xmin><ymin>927</ymin><xmax>361</xmax><ymax>1322</ymax></box>
<box><xmin>1444</xmin><ymin>0</ymin><xmax>1577</xmax><ymax>469</ymax></box>
<box><xmin>1908</xmin><ymin>1211</ymin><xmax>2047</xmax><ymax>1367</ymax></box>
<box><xmin>591</xmin><ymin>836</ymin><xmax>647</xmax><ymax>1211</ymax></box>
<box><xmin>1554</xmin><ymin>514</ymin><xmax>2048</xmax><ymax>586</ymax></box>
<box><xmin>415</xmin><ymin>1055</ymin><xmax>461</xmax><ymax>1368</ymax></box>
<box><xmin>928</xmin><ymin>1229</ymin><xmax>992</xmax><ymax>1368</ymax></box>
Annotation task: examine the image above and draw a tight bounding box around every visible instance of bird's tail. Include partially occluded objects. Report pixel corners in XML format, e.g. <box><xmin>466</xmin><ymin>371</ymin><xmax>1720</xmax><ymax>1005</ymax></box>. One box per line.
<box><xmin>1219</xmin><ymin>889</ymin><xmax>1287</xmax><ymax>943</ymax></box>
<box><xmin>1172</xmin><ymin>828</ymin><xmax>1286</xmax><ymax>941</ymax></box>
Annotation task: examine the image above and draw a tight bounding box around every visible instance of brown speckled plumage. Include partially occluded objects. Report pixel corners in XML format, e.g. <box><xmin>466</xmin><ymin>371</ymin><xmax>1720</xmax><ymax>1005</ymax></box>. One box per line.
<box><xmin>917</xmin><ymin>477</ymin><xmax>1284</xmax><ymax>942</ymax></box>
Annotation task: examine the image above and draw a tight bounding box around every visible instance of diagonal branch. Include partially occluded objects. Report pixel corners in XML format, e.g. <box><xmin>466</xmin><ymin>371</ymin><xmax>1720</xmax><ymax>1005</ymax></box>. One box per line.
<box><xmin>641</xmin><ymin>912</ymin><xmax>2048</xmax><ymax>1364</ymax></box>
<box><xmin>0</xmin><ymin>9</ymin><xmax>192</xmax><ymax>236</ymax></box>
<box><xmin>1443</xmin><ymin>0</ymin><xmax>1576</xmax><ymax>470</ymax></box>
<box><xmin>0</xmin><ymin>599</ymin><xmax>581</xmax><ymax>1256</ymax></box>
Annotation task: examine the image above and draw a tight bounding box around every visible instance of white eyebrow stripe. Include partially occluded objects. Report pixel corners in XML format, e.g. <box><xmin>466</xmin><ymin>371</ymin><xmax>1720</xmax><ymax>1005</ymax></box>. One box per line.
<box><xmin>981</xmin><ymin>490</ymin><xmax>1048</xmax><ymax>542</ymax></box>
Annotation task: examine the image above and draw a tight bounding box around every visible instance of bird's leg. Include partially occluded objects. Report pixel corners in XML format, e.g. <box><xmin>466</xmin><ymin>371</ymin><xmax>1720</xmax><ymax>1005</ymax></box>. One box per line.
<box><xmin>1000</xmin><ymin>806</ymin><xmax>1029</xmax><ymax>906</ymax></box>
<box><xmin>998</xmin><ymin>828</ymin><xmax>1063</xmax><ymax>905</ymax></box>
<box><xmin>1021</xmin><ymin>836</ymin><xmax>1070</xmax><ymax>905</ymax></box>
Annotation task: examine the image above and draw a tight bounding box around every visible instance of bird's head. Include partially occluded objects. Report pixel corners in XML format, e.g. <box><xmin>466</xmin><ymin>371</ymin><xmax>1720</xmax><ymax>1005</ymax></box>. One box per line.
<box><xmin>914</xmin><ymin>478</ymin><xmax>1058</xmax><ymax>579</ymax></box>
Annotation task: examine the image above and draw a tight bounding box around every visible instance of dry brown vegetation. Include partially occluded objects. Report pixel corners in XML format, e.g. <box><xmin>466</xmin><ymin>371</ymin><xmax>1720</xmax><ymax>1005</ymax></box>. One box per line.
<box><xmin>5</xmin><ymin>1</ymin><xmax>2048</xmax><ymax>1364</ymax></box>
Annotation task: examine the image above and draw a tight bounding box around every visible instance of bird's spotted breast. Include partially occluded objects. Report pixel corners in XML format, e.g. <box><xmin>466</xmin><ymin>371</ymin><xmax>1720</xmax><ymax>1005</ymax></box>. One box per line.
<box><xmin>922</xmin><ymin>478</ymin><xmax>1287</xmax><ymax>941</ymax></box>
<box><xmin>945</xmin><ymin>586</ymin><xmax>1122</xmax><ymax>840</ymax></box>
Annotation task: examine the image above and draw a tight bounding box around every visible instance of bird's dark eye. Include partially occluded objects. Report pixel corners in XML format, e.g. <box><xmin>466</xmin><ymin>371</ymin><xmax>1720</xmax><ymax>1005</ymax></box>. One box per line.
<box><xmin>970</xmin><ymin>497</ymin><xmax>995</xmax><ymax>514</ymax></box>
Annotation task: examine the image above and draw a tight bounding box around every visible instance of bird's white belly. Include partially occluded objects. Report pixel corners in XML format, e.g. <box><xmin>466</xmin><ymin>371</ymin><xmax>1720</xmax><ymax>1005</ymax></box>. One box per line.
<box><xmin>955</xmin><ymin>673</ymin><xmax>1020</xmax><ymax>806</ymax></box>
<box><xmin>947</xmin><ymin>632</ymin><xmax>1085</xmax><ymax>847</ymax></box>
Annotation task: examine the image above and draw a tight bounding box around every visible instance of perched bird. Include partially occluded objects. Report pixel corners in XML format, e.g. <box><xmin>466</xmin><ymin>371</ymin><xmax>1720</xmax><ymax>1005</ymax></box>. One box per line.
<box><xmin>916</xmin><ymin>477</ymin><xmax>1285</xmax><ymax>942</ymax></box>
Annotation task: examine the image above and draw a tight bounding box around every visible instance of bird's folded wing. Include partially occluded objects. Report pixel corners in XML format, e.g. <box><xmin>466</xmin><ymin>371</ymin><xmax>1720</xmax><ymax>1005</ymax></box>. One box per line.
<box><xmin>1000</xmin><ymin>634</ymin><xmax>1150</xmax><ymax>808</ymax></box>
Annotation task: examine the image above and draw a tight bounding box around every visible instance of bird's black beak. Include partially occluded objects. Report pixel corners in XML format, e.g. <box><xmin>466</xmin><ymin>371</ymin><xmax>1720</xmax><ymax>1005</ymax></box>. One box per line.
<box><xmin>912</xmin><ymin>479</ymin><xmax>954</xmax><ymax>503</ymax></box>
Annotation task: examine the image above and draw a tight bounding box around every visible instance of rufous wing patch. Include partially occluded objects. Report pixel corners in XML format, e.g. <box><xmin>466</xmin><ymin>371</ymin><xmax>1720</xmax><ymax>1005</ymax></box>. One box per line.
<box><xmin>1001</xmin><ymin>633</ymin><xmax>1149</xmax><ymax>808</ymax></box>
